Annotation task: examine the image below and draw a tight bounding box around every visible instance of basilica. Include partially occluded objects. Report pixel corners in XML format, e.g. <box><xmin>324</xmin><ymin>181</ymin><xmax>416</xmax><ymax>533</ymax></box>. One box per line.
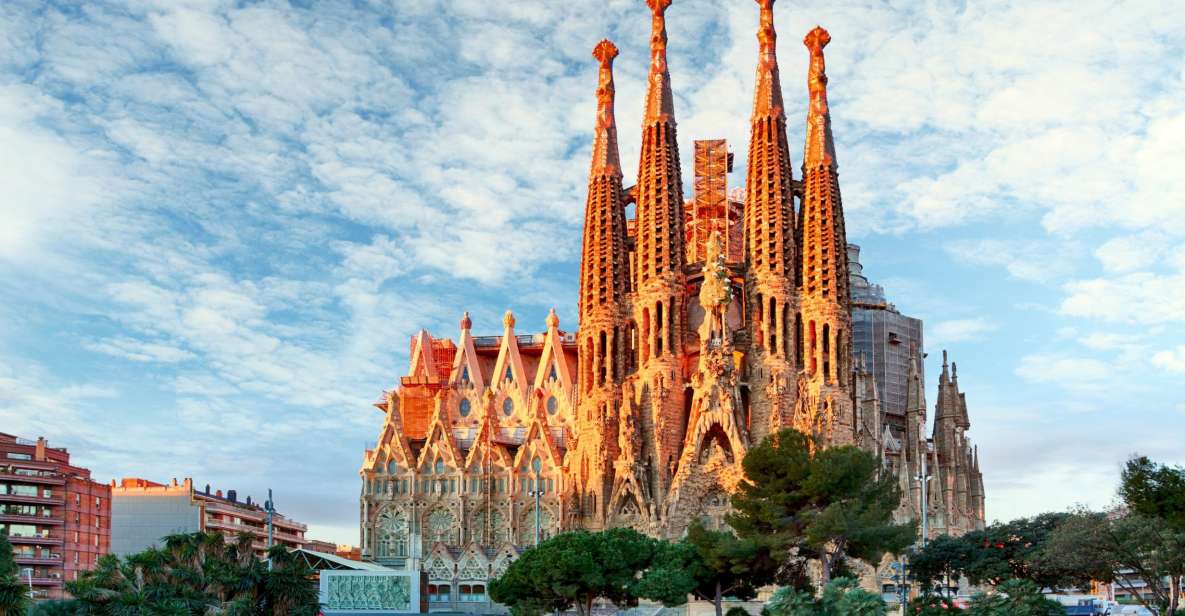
<box><xmin>357</xmin><ymin>0</ymin><xmax>985</xmax><ymax>603</ymax></box>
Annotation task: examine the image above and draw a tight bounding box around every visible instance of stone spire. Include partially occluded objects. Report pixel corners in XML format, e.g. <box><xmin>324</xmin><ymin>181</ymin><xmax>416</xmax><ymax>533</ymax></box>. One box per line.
<box><xmin>803</xmin><ymin>26</ymin><xmax>836</xmax><ymax>171</ymax></box>
<box><xmin>579</xmin><ymin>39</ymin><xmax>630</xmax><ymax>391</ymax></box>
<box><xmin>590</xmin><ymin>40</ymin><xmax>623</xmax><ymax>178</ymax></box>
<box><xmin>634</xmin><ymin>0</ymin><xmax>686</xmax><ymax>296</ymax></box>
<box><xmin>643</xmin><ymin>0</ymin><xmax>676</xmax><ymax>123</ymax></box>
<box><xmin>794</xmin><ymin>25</ymin><xmax>854</xmax><ymax>446</ymax></box>
<box><xmin>743</xmin><ymin>0</ymin><xmax>798</xmax><ymax>439</ymax></box>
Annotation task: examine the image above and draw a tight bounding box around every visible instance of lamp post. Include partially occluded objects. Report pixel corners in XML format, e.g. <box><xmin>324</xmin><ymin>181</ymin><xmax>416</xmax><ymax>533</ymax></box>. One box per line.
<box><xmin>265</xmin><ymin>488</ymin><xmax>275</xmax><ymax>571</ymax></box>
<box><xmin>527</xmin><ymin>459</ymin><xmax>544</xmax><ymax>546</ymax></box>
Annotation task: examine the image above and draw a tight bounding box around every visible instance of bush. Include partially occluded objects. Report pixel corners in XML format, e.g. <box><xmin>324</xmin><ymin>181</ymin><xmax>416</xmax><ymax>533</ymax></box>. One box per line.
<box><xmin>764</xmin><ymin>578</ymin><xmax>886</xmax><ymax>616</ymax></box>
<box><xmin>726</xmin><ymin>607</ymin><xmax>753</xmax><ymax>616</ymax></box>
<box><xmin>907</xmin><ymin>594</ymin><xmax>961</xmax><ymax>616</ymax></box>
<box><xmin>966</xmin><ymin>579</ymin><xmax>1063</xmax><ymax>616</ymax></box>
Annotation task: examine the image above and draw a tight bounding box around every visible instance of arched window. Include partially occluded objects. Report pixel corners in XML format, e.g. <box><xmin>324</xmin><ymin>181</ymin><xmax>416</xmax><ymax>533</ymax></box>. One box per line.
<box><xmin>546</xmin><ymin>396</ymin><xmax>558</xmax><ymax>415</ymax></box>
<box><xmin>460</xmin><ymin>366</ymin><xmax>470</xmax><ymax>383</ymax></box>
<box><xmin>502</xmin><ymin>397</ymin><xmax>514</xmax><ymax>416</ymax></box>
<box><xmin>459</xmin><ymin>399</ymin><xmax>471</xmax><ymax>417</ymax></box>
<box><xmin>822</xmin><ymin>324</ymin><xmax>831</xmax><ymax>380</ymax></box>
<box><xmin>505</xmin><ymin>365</ymin><xmax>513</xmax><ymax>382</ymax></box>
<box><xmin>387</xmin><ymin>460</ymin><xmax>398</xmax><ymax>474</ymax></box>
<box><xmin>531</xmin><ymin>456</ymin><xmax>542</xmax><ymax>474</ymax></box>
<box><xmin>435</xmin><ymin>458</ymin><xmax>445</xmax><ymax>475</ymax></box>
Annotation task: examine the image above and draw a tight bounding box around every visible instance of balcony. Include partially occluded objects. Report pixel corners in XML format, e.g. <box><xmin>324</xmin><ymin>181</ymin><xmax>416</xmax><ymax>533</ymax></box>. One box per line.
<box><xmin>15</xmin><ymin>555</ymin><xmax>62</xmax><ymax>566</ymax></box>
<box><xmin>0</xmin><ymin>513</ymin><xmax>62</xmax><ymax>525</ymax></box>
<box><xmin>7</xmin><ymin>533</ymin><xmax>63</xmax><ymax>546</ymax></box>
<box><xmin>0</xmin><ymin>493</ymin><xmax>63</xmax><ymax>506</ymax></box>
<box><xmin>28</xmin><ymin>577</ymin><xmax>64</xmax><ymax>587</ymax></box>
<box><xmin>0</xmin><ymin>471</ymin><xmax>65</xmax><ymax>486</ymax></box>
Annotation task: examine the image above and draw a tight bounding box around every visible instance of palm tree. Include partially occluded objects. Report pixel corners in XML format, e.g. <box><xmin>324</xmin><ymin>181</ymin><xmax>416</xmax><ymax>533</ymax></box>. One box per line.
<box><xmin>0</xmin><ymin>533</ymin><xmax>28</xmax><ymax>616</ymax></box>
<box><xmin>64</xmin><ymin>531</ymin><xmax>320</xmax><ymax>615</ymax></box>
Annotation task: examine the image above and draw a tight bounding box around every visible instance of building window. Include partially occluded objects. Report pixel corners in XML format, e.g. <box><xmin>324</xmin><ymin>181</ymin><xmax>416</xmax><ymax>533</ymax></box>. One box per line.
<box><xmin>459</xmin><ymin>584</ymin><xmax>486</xmax><ymax>602</ymax></box>
<box><xmin>434</xmin><ymin>459</ymin><xmax>445</xmax><ymax>475</ymax></box>
<box><xmin>5</xmin><ymin>453</ymin><xmax>31</xmax><ymax>460</ymax></box>
<box><xmin>387</xmin><ymin>460</ymin><xmax>398</xmax><ymax>474</ymax></box>
<box><xmin>459</xmin><ymin>399</ymin><xmax>471</xmax><ymax>417</ymax></box>
<box><xmin>502</xmin><ymin>397</ymin><xmax>514</xmax><ymax>416</ymax></box>
<box><xmin>428</xmin><ymin>584</ymin><xmax>452</xmax><ymax>603</ymax></box>
<box><xmin>546</xmin><ymin>396</ymin><xmax>557</xmax><ymax>415</ymax></box>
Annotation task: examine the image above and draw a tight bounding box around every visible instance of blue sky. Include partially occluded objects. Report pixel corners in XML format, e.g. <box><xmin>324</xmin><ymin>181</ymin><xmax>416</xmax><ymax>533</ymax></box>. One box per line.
<box><xmin>1</xmin><ymin>0</ymin><xmax>1183</xmax><ymax>545</ymax></box>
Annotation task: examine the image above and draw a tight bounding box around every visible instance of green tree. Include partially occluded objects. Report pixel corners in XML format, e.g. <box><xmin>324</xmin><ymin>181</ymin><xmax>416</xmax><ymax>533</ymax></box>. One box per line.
<box><xmin>1046</xmin><ymin>510</ymin><xmax>1185</xmax><ymax>616</ymax></box>
<box><xmin>489</xmin><ymin>528</ymin><xmax>662</xmax><ymax>616</ymax></box>
<box><xmin>0</xmin><ymin>533</ymin><xmax>28</xmax><ymax>616</ymax></box>
<box><xmin>1121</xmin><ymin>456</ymin><xmax>1185</xmax><ymax>532</ymax></box>
<box><xmin>955</xmin><ymin>513</ymin><xmax>1077</xmax><ymax>589</ymax></box>
<box><xmin>639</xmin><ymin>519</ymin><xmax>777</xmax><ymax>616</ymax></box>
<box><xmin>64</xmin><ymin>531</ymin><xmax>319</xmax><ymax>615</ymax></box>
<box><xmin>730</xmin><ymin>429</ymin><xmax>915</xmax><ymax>584</ymax></box>
<box><xmin>906</xmin><ymin>594</ymin><xmax>961</xmax><ymax>615</ymax></box>
<box><xmin>907</xmin><ymin>535</ymin><xmax>972</xmax><ymax>593</ymax></box>
<box><xmin>965</xmin><ymin>579</ymin><xmax>1062</xmax><ymax>616</ymax></box>
<box><xmin>763</xmin><ymin>577</ymin><xmax>886</xmax><ymax>616</ymax></box>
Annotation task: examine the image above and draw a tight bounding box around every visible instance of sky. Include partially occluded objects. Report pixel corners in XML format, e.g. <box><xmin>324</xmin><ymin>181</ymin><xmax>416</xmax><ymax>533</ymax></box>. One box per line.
<box><xmin>1</xmin><ymin>0</ymin><xmax>1183</xmax><ymax>546</ymax></box>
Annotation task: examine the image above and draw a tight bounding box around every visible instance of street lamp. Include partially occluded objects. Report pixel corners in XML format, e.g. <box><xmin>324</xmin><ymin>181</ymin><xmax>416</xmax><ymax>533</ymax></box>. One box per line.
<box><xmin>527</xmin><ymin>458</ymin><xmax>545</xmax><ymax>546</ymax></box>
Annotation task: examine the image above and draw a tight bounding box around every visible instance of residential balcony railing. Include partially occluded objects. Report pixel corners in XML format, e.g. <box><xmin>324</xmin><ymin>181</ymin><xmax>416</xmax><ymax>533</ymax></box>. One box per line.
<box><xmin>7</xmin><ymin>532</ymin><xmax>63</xmax><ymax>546</ymax></box>
<box><xmin>0</xmin><ymin>513</ymin><xmax>62</xmax><ymax>525</ymax></box>
<box><xmin>28</xmin><ymin>577</ymin><xmax>65</xmax><ymax>586</ymax></box>
<box><xmin>0</xmin><ymin>471</ymin><xmax>65</xmax><ymax>485</ymax></box>
<box><xmin>0</xmin><ymin>493</ymin><xmax>63</xmax><ymax>506</ymax></box>
<box><xmin>15</xmin><ymin>555</ymin><xmax>62</xmax><ymax>566</ymax></box>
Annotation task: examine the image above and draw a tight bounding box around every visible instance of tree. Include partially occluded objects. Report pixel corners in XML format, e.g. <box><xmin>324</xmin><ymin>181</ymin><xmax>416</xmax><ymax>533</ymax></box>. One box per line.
<box><xmin>489</xmin><ymin>528</ymin><xmax>662</xmax><ymax>616</ymax></box>
<box><xmin>1121</xmin><ymin>456</ymin><xmax>1185</xmax><ymax>532</ymax></box>
<box><xmin>638</xmin><ymin>519</ymin><xmax>777</xmax><ymax>616</ymax></box>
<box><xmin>729</xmin><ymin>429</ymin><xmax>915</xmax><ymax>584</ymax></box>
<box><xmin>0</xmin><ymin>533</ymin><xmax>28</xmax><ymax>616</ymax></box>
<box><xmin>965</xmin><ymin>579</ymin><xmax>1062</xmax><ymax>616</ymax></box>
<box><xmin>763</xmin><ymin>577</ymin><xmax>886</xmax><ymax>616</ymax></box>
<box><xmin>63</xmin><ymin>531</ymin><xmax>319</xmax><ymax>615</ymax></box>
<box><xmin>906</xmin><ymin>594</ymin><xmax>961</xmax><ymax>616</ymax></box>
<box><xmin>1046</xmin><ymin>510</ymin><xmax>1185</xmax><ymax>616</ymax></box>
<box><xmin>907</xmin><ymin>535</ymin><xmax>972</xmax><ymax>593</ymax></box>
<box><xmin>956</xmin><ymin>513</ymin><xmax>1079</xmax><ymax>589</ymax></box>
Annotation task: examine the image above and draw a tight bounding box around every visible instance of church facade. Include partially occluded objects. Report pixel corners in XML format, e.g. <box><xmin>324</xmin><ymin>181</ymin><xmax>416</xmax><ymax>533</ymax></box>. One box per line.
<box><xmin>358</xmin><ymin>0</ymin><xmax>985</xmax><ymax>604</ymax></box>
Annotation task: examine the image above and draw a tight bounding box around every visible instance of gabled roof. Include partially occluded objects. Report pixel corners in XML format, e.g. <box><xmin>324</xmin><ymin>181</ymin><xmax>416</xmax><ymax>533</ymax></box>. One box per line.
<box><xmin>491</xmin><ymin>311</ymin><xmax>528</xmax><ymax>400</ymax></box>
<box><xmin>533</xmin><ymin>309</ymin><xmax>574</xmax><ymax>393</ymax></box>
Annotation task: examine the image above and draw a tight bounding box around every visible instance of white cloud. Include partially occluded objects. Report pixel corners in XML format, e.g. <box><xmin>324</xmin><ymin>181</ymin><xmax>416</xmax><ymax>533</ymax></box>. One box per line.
<box><xmin>1016</xmin><ymin>353</ymin><xmax>1111</xmax><ymax>387</ymax></box>
<box><xmin>929</xmin><ymin>318</ymin><xmax>997</xmax><ymax>347</ymax></box>
<box><xmin>1061</xmin><ymin>271</ymin><xmax>1185</xmax><ymax>324</ymax></box>
<box><xmin>1152</xmin><ymin>346</ymin><xmax>1185</xmax><ymax>375</ymax></box>
<box><xmin>944</xmin><ymin>239</ymin><xmax>1079</xmax><ymax>283</ymax></box>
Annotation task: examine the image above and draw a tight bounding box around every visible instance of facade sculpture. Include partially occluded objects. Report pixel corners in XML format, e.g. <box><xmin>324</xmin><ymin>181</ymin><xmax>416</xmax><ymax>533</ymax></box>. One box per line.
<box><xmin>358</xmin><ymin>0</ymin><xmax>985</xmax><ymax>608</ymax></box>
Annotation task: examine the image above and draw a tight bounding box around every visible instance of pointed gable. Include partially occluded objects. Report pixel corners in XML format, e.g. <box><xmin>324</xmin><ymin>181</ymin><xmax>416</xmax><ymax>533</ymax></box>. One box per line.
<box><xmin>409</xmin><ymin>330</ymin><xmax>440</xmax><ymax>381</ymax></box>
<box><xmin>491</xmin><ymin>311</ymin><xmax>528</xmax><ymax>399</ymax></box>
<box><xmin>450</xmin><ymin>312</ymin><xmax>487</xmax><ymax>390</ymax></box>
<box><xmin>512</xmin><ymin>407</ymin><xmax>564</xmax><ymax>474</ymax></box>
<box><xmin>418</xmin><ymin>392</ymin><xmax>463</xmax><ymax>471</ymax></box>
<box><xmin>533</xmin><ymin>309</ymin><xmax>575</xmax><ymax>393</ymax></box>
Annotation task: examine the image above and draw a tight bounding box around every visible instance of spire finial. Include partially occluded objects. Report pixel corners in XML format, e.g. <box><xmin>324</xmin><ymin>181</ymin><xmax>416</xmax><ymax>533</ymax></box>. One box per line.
<box><xmin>546</xmin><ymin>307</ymin><xmax>559</xmax><ymax>329</ymax></box>
<box><xmin>643</xmin><ymin>0</ymin><xmax>675</xmax><ymax>123</ymax></box>
<box><xmin>750</xmin><ymin>0</ymin><xmax>784</xmax><ymax>117</ymax></box>
<box><xmin>803</xmin><ymin>25</ymin><xmax>836</xmax><ymax>169</ymax></box>
<box><xmin>502</xmin><ymin>310</ymin><xmax>516</xmax><ymax>330</ymax></box>
<box><xmin>590</xmin><ymin>40</ymin><xmax>622</xmax><ymax>177</ymax></box>
<box><xmin>460</xmin><ymin>311</ymin><xmax>472</xmax><ymax>331</ymax></box>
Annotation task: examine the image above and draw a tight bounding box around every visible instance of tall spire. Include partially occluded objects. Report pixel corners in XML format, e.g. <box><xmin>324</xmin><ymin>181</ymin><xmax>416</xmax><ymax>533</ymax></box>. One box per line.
<box><xmin>799</xmin><ymin>25</ymin><xmax>849</xmax><ymax>307</ymax></box>
<box><xmin>590</xmin><ymin>40</ymin><xmax>622</xmax><ymax>177</ymax></box>
<box><xmin>580</xmin><ymin>39</ymin><xmax>629</xmax><ymax>320</ymax></box>
<box><xmin>751</xmin><ymin>0</ymin><xmax>785</xmax><ymax>116</ymax></box>
<box><xmin>643</xmin><ymin>0</ymin><xmax>676</xmax><ymax>123</ymax></box>
<box><xmin>744</xmin><ymin>0</ymin><xmax>796</xmax><ymax>340</ymax></box>
<box><xmin>742</xmin><ymin>0</ymin><xmax>797</xmax><ymax>440</ymax></box>
<box><xmin>803</xmin><ymin>26</ymin><xmax>836</xmax><ymax>170</ymax></box>
<box><xmin>633</xmin><ymin>0</ymin><xmax>686</xmax><ymax>304</ymax></box>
